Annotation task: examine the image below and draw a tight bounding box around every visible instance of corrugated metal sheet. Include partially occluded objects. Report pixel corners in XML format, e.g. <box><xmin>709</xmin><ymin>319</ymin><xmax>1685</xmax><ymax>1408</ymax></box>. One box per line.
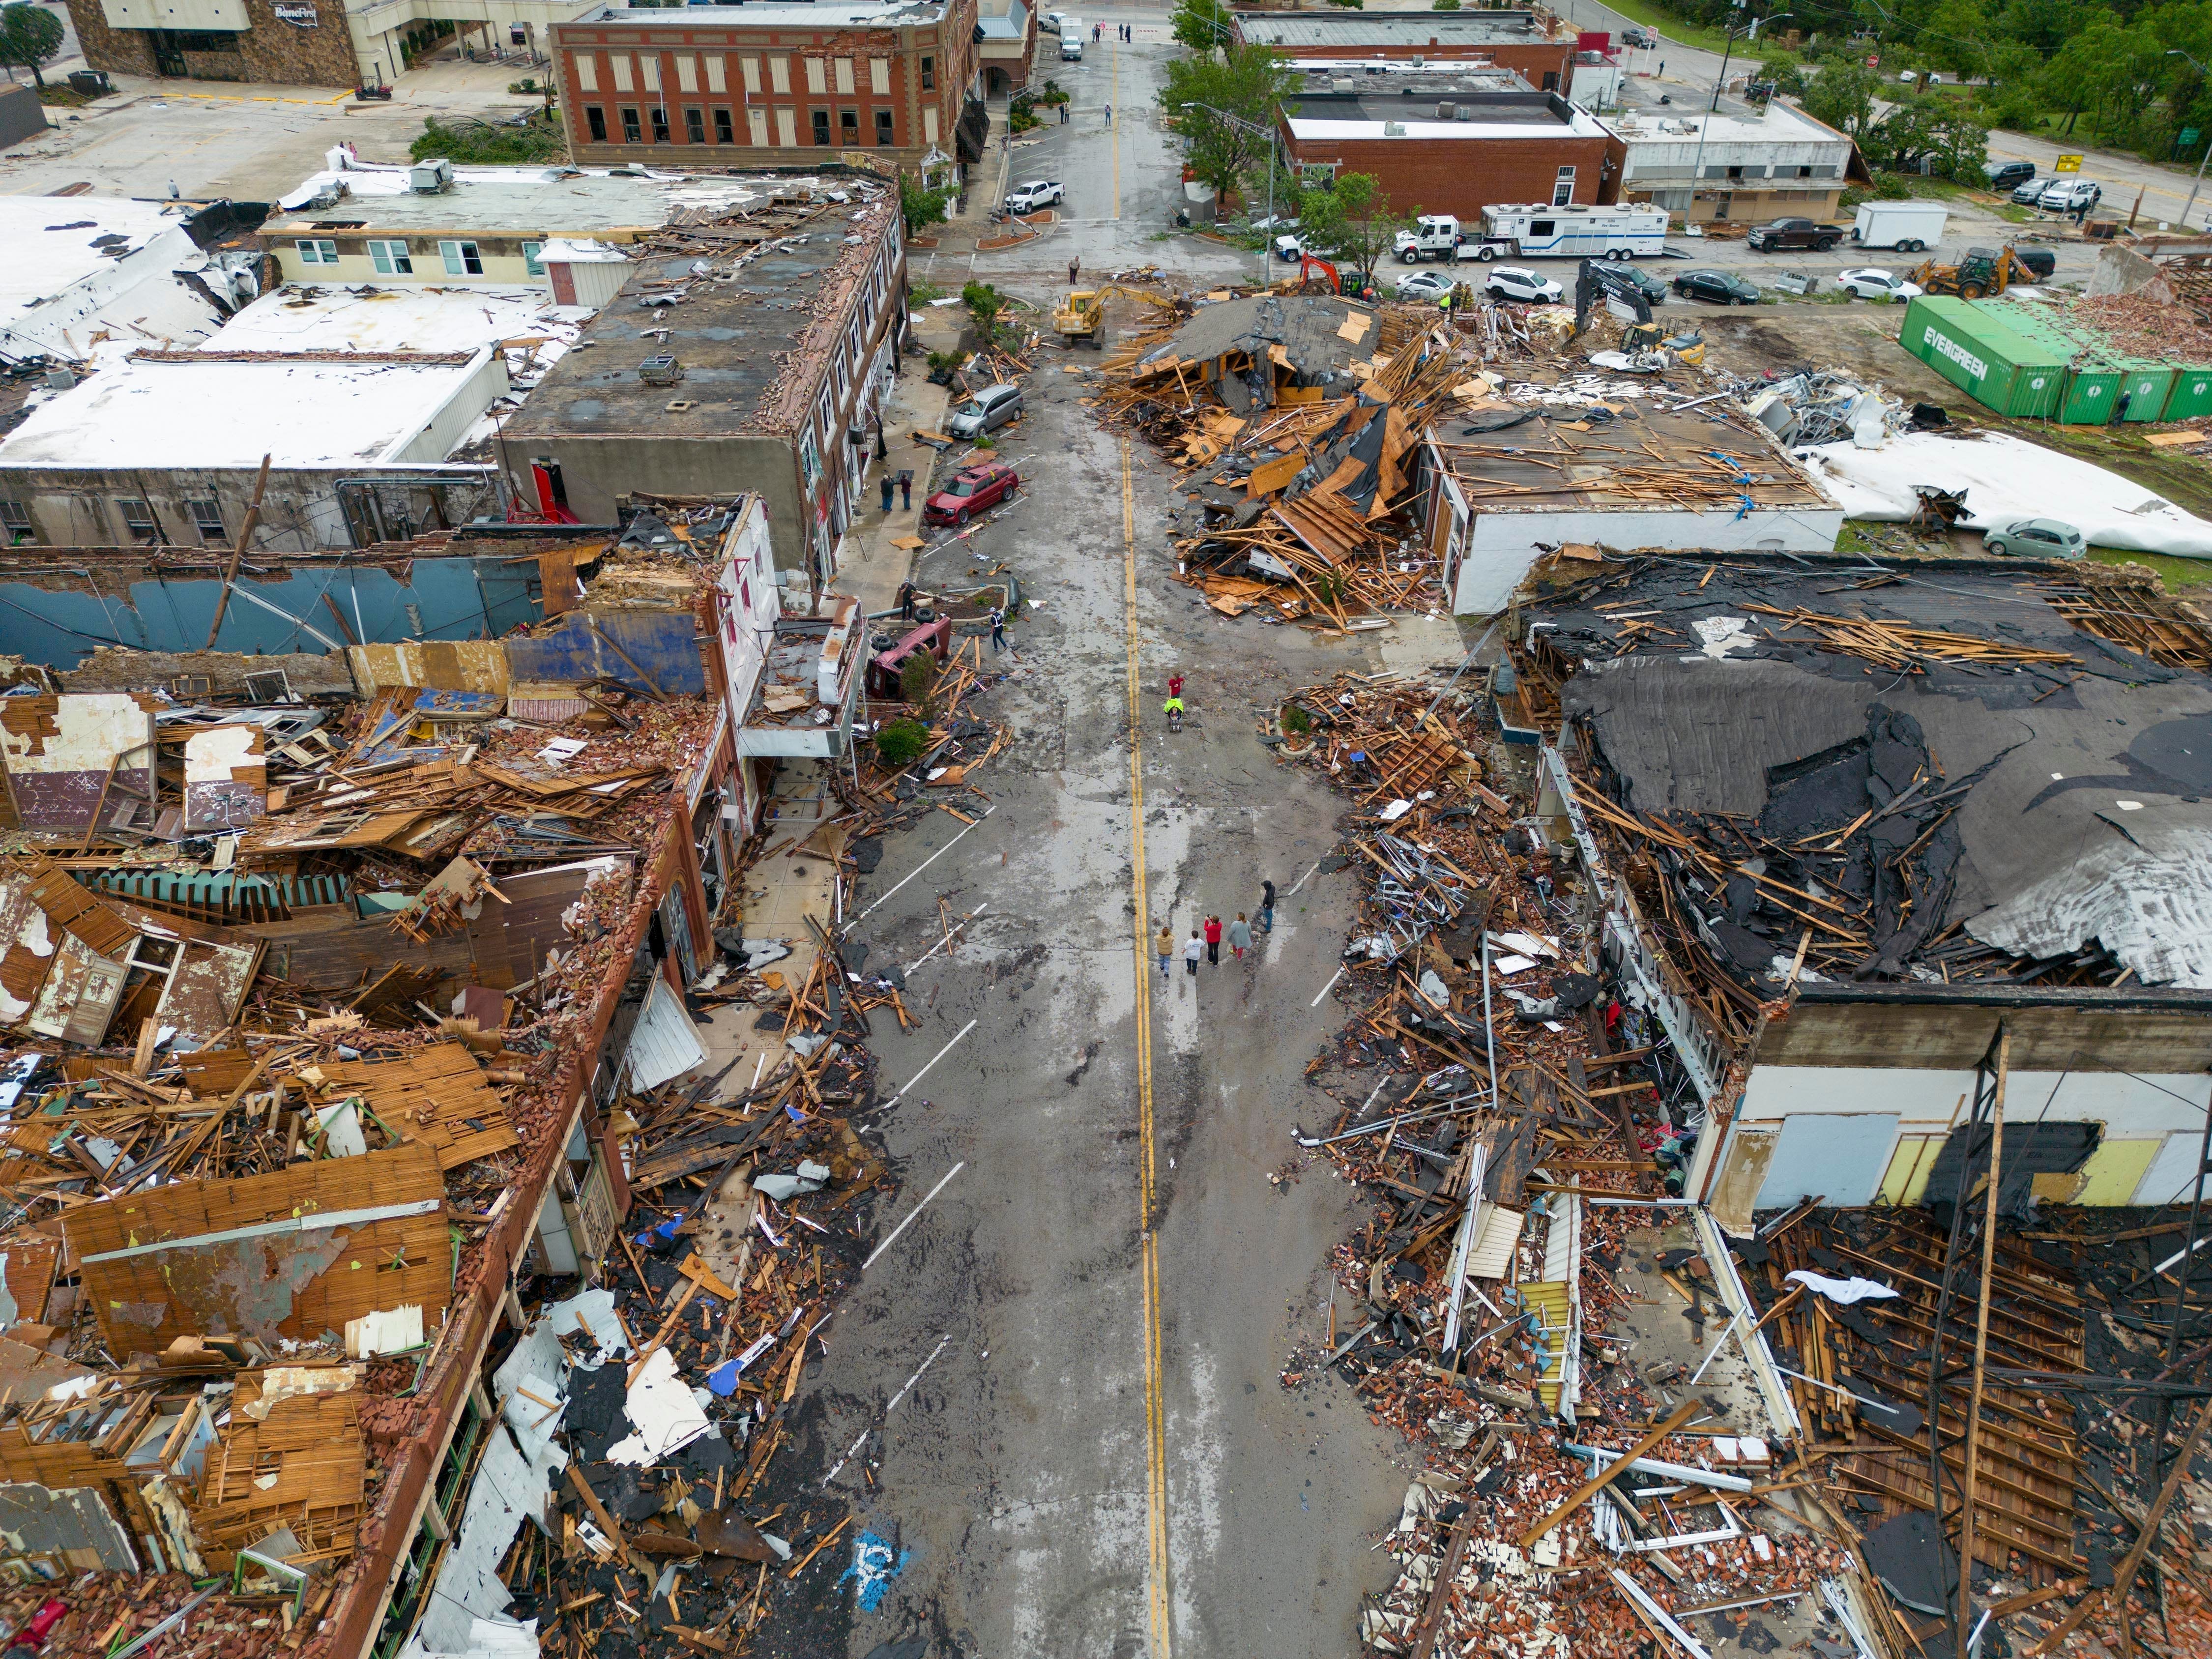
<box><xmin>626</xmin><ymin>973</ymin><xmax>705</xmax><ymax>1091</ymax></box>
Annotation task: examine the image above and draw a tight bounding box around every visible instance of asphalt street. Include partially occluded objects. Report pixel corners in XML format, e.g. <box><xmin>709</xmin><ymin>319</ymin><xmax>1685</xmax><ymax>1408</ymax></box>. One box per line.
<box><xmin>816</xmin><ymin>314</ymin><xmax>1424</xmax><ymax>1652</ymax></box>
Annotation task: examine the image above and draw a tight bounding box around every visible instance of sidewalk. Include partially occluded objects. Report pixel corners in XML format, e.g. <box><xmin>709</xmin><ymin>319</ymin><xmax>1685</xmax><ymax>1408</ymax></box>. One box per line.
<box><xmin>843</xmin><ymin>366</ymin><xmax>957</xmax><ymax>616</ymax></box>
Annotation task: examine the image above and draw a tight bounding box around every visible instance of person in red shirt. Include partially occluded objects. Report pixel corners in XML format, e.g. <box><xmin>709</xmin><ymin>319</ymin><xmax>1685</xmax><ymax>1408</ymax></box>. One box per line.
<box><xmin>1167</xmin><ymin>673</ymin><xmax>1184</xmax><ymax>701</ymax></box>
<box><xmin>1203</xmin><ymin>914</ymin><xmax>1223</xmax><ymax>966</ymax></box>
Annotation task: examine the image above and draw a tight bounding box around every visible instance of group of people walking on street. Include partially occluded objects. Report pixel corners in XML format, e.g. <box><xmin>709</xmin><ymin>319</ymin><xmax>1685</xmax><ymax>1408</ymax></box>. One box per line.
<box><xmin>1155</xmin><ymin>879</ymin><xmax>1277</xmax><ymax>979</ymax></box>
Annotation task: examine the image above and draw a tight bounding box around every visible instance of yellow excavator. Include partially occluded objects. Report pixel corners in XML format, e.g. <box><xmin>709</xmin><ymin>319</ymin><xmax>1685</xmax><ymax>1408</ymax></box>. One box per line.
<box><xmin>1053</xmin><ymin>283</ymin><xmax>1160</xmax><ymax>348</ymax></box>
<box><xmin>1908</xmin><ymin>243</ymin><xmax>2033</xmax><ymax>301</ymax></box>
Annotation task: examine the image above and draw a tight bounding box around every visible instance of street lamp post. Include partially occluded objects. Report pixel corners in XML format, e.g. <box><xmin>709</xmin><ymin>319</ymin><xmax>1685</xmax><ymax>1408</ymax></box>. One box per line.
<box><xmin>2169</xmin><ymin>50</ymin><xmax>2212</xmax><ymax>232</ymax></box>
<box><xmin>1181</xmin><ymin>99</ymin><xmax>1280</xmax><ymax>283</ymax></box>
<box><xmin>1710</xmin><ymin>10</ymin><xmax>1789</xmax><ymax>113</ymax></box>
<box><xmin>1688</xmin><ymin>13</ymin><xmax>1790</xmax><ymax>224</ymax></box>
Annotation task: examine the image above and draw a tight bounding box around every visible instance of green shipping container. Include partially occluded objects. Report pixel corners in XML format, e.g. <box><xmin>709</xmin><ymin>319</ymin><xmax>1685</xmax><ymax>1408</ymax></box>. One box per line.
<box><xmin>2113</xmin><ymin>363</ymin><xmax>2174</xmax><ymax>421</ymax></box>
<box><xmin>2164</xmin><ymin>367</ymin><xmax>2212</xmax><ymax>420</ymax></box>
<box><xmin>2058</xmin><ymin>360</ymin><xmax>2123</xmax><ymax>424</ymax></box>
<box><xmin>1899</xmin><ymin>296</ymin><xmax>2066</xmax><ymax>419</ymax></box>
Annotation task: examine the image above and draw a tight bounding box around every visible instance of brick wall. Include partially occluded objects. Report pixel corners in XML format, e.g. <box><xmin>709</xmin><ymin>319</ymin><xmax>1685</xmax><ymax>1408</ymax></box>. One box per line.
<box><xmin>1284</xmin><ymin>130</ymin><xmax>1623</xmax><ymax>222</ymax></box>
<box><xmin>65</xmin><ymin>0</ymin><xmax>363</xmax><ymax>87</ymax></box>
<box><xmin>550</xmin><ymin>0</ymin><xmax>976</xmax><ymax>170</ymax></box>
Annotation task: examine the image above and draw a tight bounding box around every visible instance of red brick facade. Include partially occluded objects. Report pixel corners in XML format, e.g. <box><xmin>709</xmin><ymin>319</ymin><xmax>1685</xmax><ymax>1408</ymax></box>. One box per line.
<box><xmin>549</xmin><ymin>1</ymin><xmax>979</xmax><ymax>171</ymax></box>
<box><xmin>1281</xmin><ymin>130</ymin><xmax>1627</xmax><ymax>223</ymax></box>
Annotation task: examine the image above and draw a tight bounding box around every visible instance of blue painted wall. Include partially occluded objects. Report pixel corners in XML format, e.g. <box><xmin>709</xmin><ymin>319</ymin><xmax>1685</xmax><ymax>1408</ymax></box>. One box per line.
<box><xmin>0</xmin><ymin>556</ymin><xmax>543</xmax><ymax>666</ymax></box>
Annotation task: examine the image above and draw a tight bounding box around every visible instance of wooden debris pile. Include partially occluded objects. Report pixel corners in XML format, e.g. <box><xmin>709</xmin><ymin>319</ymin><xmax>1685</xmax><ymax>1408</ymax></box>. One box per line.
<box><xmin>1093</xmin><ymin>302</ymin><xmax>1494</xmax><ymax>627</ymax></box>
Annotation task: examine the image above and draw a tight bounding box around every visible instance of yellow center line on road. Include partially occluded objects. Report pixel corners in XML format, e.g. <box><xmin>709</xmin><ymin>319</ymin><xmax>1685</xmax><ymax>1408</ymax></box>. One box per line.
<box><xmin>1121</xmin><ymin>435</ymin><xmax>1171</xmax><ymax>1658</ymax></box>
<box><xmin>1111</xmin><ymin>39</ymin><xmax>1122</xmax><ymax>220</ymax></box>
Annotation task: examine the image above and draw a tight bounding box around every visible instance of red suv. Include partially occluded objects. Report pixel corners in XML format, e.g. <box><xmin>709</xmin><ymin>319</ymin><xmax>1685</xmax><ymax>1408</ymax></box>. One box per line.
<box><xmin>923</xmin><ymin>462</ymin><xmax>1020</xmax><ymax>527</ymax></box>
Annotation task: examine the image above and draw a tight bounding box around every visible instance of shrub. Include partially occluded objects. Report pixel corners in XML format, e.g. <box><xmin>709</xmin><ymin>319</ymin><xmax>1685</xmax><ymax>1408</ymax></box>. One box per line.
<box><xmin>875</xmin><ymin>718</ymin><xmax>931</xmax><ymax>767</ymax></box>
<box><xmin>899</xmin><ymin>651</ymin><xmax>936</xmax><ymax>708</ymax></box>
<box><xmin>410</xmin><ymin>114</ymin><xmax>564</xmax><ymax>165</ymax></box>
<box><xmin>1283</xmin><ymin>705</ymin><xmax>1313</xmax><ymax>736</ymax></box>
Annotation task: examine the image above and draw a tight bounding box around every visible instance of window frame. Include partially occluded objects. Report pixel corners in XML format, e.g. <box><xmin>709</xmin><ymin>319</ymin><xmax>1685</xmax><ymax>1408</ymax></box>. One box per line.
<box><xmin>839</xmin><ymin>107</ymin><xmax>859</xmax><ymax>144</ymax></box>
<box><xmin>873</xmin><ymin>107</ymin><xmax>894</xmax><ymax>145</ymax></box>
<box><xmin>921</xmin><ymin>55</ymin><xmax>934</xmax><ymax>89</ymax></box>
<box><xmin>185</xmin><ymin>498</ymin><xmax>224</xmax><ymax>543</ymax></box>
<box><xmin>295</xmin><ymin>238</ymin><xmax>338</xmax><ymax>266</ymax></box>
<box><xmin>1552</xmin><ymin>165</ymin><xmax>1576</xmax><ymax>207</ymax></box>
<box><xmin>714</xmin><ymin>107</ymin><xmax>734</xmax><ymax>143</ymax></box>
<box><xmin>811</xmin><ymin>108</ymin><xmax>831</xmax><ymax>145</ymax></box>
<box><xmin>366</xmin><ymin>238</ymin><xmax>412</xmax><ymax>276</ymax></box>
<box><xmin>684</xmin><ymin>105</ymin><xmax>705</xmax><ymax>143</ymax></box>
<box><xmin>522</xmin><ymin>241</ymin><xmax>545</xmax><ymax>277</ymax></box>
<box><xmin>115</xmin><ymin>498</ymin><xmax>158</xmax><ymax>543</ymax></box>
<box><xmin>439</xmin><ymin>239</ymin><xmax>485</xmax><ymax>277</ymax></box>
<box><xmin>586</xmin><ymin>104</ymin><xmax>608</xmax><ymax>142</ymax></box>
<box><xmin>649</xmin><ymin>106</ymin><xmax>670</xmax><ymax>143</ymax></box>
<box><xmin>621</xmin><ymin>106</ymin><xmax>642</xmax><ymax>142</ymax></box>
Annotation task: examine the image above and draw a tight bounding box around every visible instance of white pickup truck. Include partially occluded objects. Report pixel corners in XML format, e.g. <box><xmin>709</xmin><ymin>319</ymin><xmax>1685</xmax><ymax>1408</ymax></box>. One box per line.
<box><xmin>1006</xmin><ymin>180</ymin><xmax>1063</xmax><ymax>213</ymax></box>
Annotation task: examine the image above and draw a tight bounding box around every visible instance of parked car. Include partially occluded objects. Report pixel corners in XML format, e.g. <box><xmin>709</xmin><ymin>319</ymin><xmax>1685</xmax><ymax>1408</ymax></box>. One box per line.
<box><xmin>1746</xmin><ymin>216</ymin><xmax>1847</xmax><ymax>251</ymax></box>
<box><xmin>1835</xmin><ymin>267</ymin><xmax>1924</xmax><ymax>302</ymax></box>
<box><xmin>923</xmin><ymin>461</ymin><xmax>1021</xmax><ymax>526</ymax></box>
<box><xmin>2012</xmin><ymin>246</ymin><xmax>2057</xmax><ymax>281</ymax></box>
<box><xmin>2011</xmin><ymin>177</ymin><xmax>2051</xmax><ymax>205</ymax></box>
<box><xmin>1248</xmin><ymin>213</ymin><xmax>1301</xmax><ymax>233</ymax></box>
<box><xmin>946</xmin><ymin>383</ymin><xmax>1024</xmax><ymax>438</ymax></box>
<box><xmin>1673</xmin><ymin>269</ymin><xmax>1761</xmax><ymax>304</ymax></box>
<box><xmin>2037</xmin><ymin>178</ymin><xmax>2102</xmax><ymax>212</ymax></box>
<box><xmin>1060</xmin><ymin>30</ymin><xmax>1083</xmax><ymax>58</ymax></box>
<box><xmin>1005</xmin><ymin>179</ymin><xmax>1063</xmax><ymax>213</ymax></box>
<box><xmin>1483</xmin><ymin>264</ymin><xmax>1564</xmax><ymax>304</ymax></box>
<box><xmin>1982</xmin><ymin>517</ymin><xmax>2085</xmax><ymax>558</ymax></box>
<box><xmin>1273</xmin><ymin>233</ymin><xmax>1305</xmax><ymax>262</ymax></box>
<box><xmin>1397</xmin><ymin>269</ymin><xmax>1456</xmax><ymax>301</ymax></box>
<box><xmin>1607</xmin><ymin>264</ymin><xmax>1670</xmax><ymax>305</ymax></box>
<box><xmin>1621</xmin><ymin>25</ymin><xmax>1659</xmax><ymax>46</ymax></box>
<box><xmin>1983</xmin><ymin>160</ymin><xmax>2037</xmax><ymax>194</ymax></box>
<box><xmin>1042</xmin><ymin>9</ymin><xmax>1066</xmax><ymax>29</ymax></box>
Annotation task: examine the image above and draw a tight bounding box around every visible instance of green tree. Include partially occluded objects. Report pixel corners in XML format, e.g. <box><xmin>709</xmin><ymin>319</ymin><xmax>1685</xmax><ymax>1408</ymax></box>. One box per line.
<box><xmin>900</xmin><ymin>172</ymin><xmax>953</xmax><ymax>237</ymax></box>
<box><xmin>1170</xmin><ymin>0</ymin><xmax>1235</xmax><ymax>58</ymax></box>
<box><xmin>1158</xmin><ymin>44</ymin><xmax>1302</xmax><ymax>205</ymax></box>
<box><xmin>1803</xmin><ymin>58</ymin><xmax>1884</xmax><ymax>145</ymax></box>
<box><xmin>961</xmin><ymin>280</ymin><xmax>1006</xmax><ymax>344</ymax></box>
<box><xmin>0</xmin><ymin>2</ymin><xmax>66</xmax><ymax>88</ymax></box>
<box><xmin>1868</xmin><ymin>93</ymin><xmax>1991</xmax><ymax>175</ymax></box>
<box><xmin>1297</xmin><ymin>172</ymin><xmax>1412</xmax><ymax>289</ymax></box>
<box><xmin>1433</xmin><ymin>0</ymin><xmax>1462</xmax><ymax>10</ymax></box>
<box><xmin>1757</xmin><ymin>50</ymin><xmax>1807</xmax><ymax>95</ymax></box>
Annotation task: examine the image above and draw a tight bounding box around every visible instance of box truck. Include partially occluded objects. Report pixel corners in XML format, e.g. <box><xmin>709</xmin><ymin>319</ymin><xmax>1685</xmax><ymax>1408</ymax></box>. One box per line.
<box><xmin>1852</xmin><ymin>201</ymin><xmax>1949</xmax><ymax>253</ymax></box>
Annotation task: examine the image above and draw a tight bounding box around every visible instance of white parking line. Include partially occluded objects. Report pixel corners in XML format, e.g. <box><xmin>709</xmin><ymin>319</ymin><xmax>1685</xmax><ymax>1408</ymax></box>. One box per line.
<box><xmin>853</xmin><ymin>806</ymin><xmax>996</xmax><ymax>921</ymax></box>
<box><xmin>1286</xmin><ymin>858</ymin><xmax>1323</xmax><ymax>897</ymax></box>
<box><xmin>905</xmin><ymin>902</ymin><xmax>991</xmax><ymax>974</ymax></box>
<box><xmin>1310</xmin><ymin>965</ymin><xmax>1346</xmax><ymax>1007</ymax></box>
<box><xmin>861</xmin><ymin>1161</ymin><xmax>968</xmax><ymax>1272</ymax></box>
<box><xmin>883</xmin><ymin>1018</ymin><xmax>979</xmax><ymax>1109</ymax></box>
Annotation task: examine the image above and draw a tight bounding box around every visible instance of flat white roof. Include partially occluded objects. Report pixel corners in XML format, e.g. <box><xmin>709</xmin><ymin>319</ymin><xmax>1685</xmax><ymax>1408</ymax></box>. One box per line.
<box><xmin>0</xmin><ymin>196</ymin><xmax>195</xmax><ymax>318</ymax></box>
<box><xmin>0</xmin><ymin>356</ymin><xmax>487</xmax><ymax>470</ymax></box>
<box><xmin>1611</xmin><ymin>102</ymin><xmax>1846</xmax><ymax>147</ymax></box>
<box><xmin>210</xmin><ymin>284</ymin><xmax>591</xmax><ymax>355</ymax></box>
<box><xmin>269</xmin><ymin>165</ymin><xmax>832</xmax><ymax>234</ymax></box>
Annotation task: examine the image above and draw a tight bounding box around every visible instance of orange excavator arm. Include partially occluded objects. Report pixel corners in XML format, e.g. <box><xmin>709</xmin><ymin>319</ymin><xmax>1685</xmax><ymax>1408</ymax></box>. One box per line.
<box><xmin>1296</xmin><ymin>252</ymin><xmax>1341</xmax><ymax>293</ymax></box>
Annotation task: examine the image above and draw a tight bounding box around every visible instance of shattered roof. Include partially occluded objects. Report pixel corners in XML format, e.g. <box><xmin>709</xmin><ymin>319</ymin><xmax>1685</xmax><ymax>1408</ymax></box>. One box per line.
<box><xmin>1538</xmin><ymin>555</ymin><xmax>2212</xmax><ymax>990</ymax></box>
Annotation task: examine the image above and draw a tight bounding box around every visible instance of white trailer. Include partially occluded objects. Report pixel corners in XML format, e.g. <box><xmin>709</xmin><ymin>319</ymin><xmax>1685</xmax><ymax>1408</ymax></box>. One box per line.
<box><xmin>1851</xmin><ymin>200</ymin><xmax>1948</xmax><ymax>253</ymax></box>
<box><xmin>1480</xmin><ymin>203</ymin><xmax>1668</xmax><ymax>258</ymax></box>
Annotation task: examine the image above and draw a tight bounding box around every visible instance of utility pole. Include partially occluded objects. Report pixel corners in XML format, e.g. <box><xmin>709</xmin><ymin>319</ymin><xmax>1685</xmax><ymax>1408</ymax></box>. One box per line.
<box><xmin>2168</xmin><ymin>51</ymin><xmax>2212</xmax><ymax>231</ymax></box>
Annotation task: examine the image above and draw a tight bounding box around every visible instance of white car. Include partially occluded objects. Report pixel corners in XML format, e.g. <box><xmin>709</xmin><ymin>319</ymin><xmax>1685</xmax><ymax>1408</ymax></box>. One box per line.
<box><xmin>1836</xmin><ymin>267</ymin><xmax>1924</xmax><ymax>302</ymax></box>
<box><xmin>1249</xmin><ymin>213</ymin><xmax>1301</xmax><ymax>233</ymax></box>
<box><xmin>1397</xmin><ymin>269</ymin><xmax>1455</xmax><ymax>301</ymax></box>
<box><xmin>1273</xmin><ymin>233</ymin><xmax>1305</xmax><ymax>262</ymax></box>
<box><xmin>1043</xmin><ymin>9</ymin><xmax>1066</xmax><ymax>29</ymax></box>
<box><xmin>2037</xmin><ymin>178</ymin><xmax>2102</xmax><ymax>212</ymax></box>
<box><xmin>1005</xmin><ymin>179</ymin><xmax>1063</xmax><ymax>213</ymax></box>
<box><xmin>1484</xmin><ymin>265</ymin><xmax>1564</xmax><ymax>304</ymax></box>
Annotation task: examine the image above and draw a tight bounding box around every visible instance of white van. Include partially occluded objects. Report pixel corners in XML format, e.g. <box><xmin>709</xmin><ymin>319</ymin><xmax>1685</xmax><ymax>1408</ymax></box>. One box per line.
<box><xmin>1060</xmin><ymin>26</ymin><xmax>1083</xmax><ymax>58</ymax></box>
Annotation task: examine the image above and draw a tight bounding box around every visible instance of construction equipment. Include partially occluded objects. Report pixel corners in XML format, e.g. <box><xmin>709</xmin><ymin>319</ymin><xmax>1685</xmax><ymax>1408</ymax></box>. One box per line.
<box><xmin>1283</xmin><ymin>252</ymin><xmax>1341</xmax><ymax>296</ymax></box>
<box><xmin>1908</xmin><ymin>243</ymin><xmax>2033</xmax><ymax>300</ymax></box>
<box><xmin>1052</xmin><ymin>283</ymin><xmax>1159</xmax><ymax>347</ymax></box>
